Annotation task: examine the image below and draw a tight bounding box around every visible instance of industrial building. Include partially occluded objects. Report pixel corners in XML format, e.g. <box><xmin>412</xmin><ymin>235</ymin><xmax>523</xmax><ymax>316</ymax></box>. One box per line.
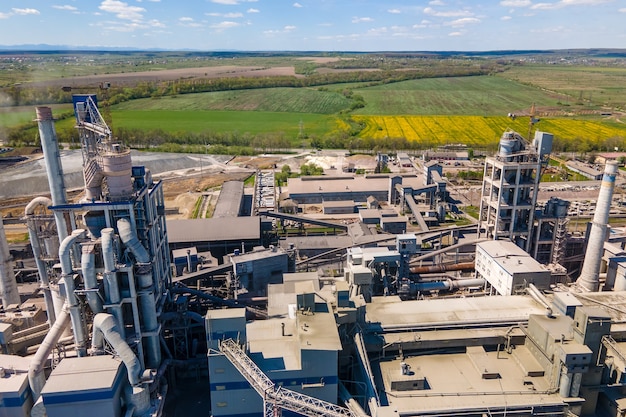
<box><xmin>5</xmin><ymin>100</ymin><xmax>626</xmax><ymax>417</ymax></box>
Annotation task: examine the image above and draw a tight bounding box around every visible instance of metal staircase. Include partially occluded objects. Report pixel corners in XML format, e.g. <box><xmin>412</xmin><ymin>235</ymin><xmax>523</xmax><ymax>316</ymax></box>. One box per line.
<box><xmin>219</xmin><ymin>338</ymin><xmax>355</xmax><ymax>417</ymax></box>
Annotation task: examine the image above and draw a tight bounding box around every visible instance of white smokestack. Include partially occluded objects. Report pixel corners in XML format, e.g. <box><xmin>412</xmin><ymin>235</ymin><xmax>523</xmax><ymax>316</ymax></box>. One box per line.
<box><xmin>36</xmin><ymin>106</ymin><xmax>69</xmax><ymax>241</ymax></box>
<box><xmin>578</xmin><ymin>160</ymin><xmax>619</xmax><ymax>292</ymax></box>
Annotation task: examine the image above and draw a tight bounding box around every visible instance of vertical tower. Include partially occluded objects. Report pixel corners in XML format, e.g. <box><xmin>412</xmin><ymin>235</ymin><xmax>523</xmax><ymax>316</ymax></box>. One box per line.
<box><xmin>478</xmin><ymin>130</ymin><xmax>552</xmax><ymax>253</ymax></box>
<box><xmin>577</xmin><ymin>160</ymin><xmax>618</xmax><ymax>292</ymax></box>
<box><xmin>0</xmin><ymin>213</ymin><xmax>20</xmax><ymax>308</ymax></box>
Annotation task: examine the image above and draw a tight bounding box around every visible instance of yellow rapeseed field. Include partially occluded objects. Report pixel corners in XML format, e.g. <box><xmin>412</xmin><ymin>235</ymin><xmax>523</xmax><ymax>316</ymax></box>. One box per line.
<box><xmin>353</xmin><ymin>115</ymin><xmax>626</xmax><ymax>147</ymax></box>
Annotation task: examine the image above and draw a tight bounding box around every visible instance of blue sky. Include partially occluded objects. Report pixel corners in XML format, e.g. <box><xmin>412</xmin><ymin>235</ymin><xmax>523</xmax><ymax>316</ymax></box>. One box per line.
<box><xmin>0</xmin><ymin>0</ymin><xmax>625</xmax><ymax>51</ymax></box>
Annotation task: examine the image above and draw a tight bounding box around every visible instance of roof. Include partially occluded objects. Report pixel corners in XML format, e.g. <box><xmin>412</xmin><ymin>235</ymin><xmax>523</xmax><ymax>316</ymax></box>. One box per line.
<box><xmin>477</xmin><ymin>240</ymin><xmax>548</xmax><ymax>275</ymax></box>
<box><xmin>287</xmin><ymin>176</ymin><xmax>424</xmax><ymax>195</ymax></box>
<box><xmin>40</xmin><ymin>356</ymin><xmax>123</xmax><ymax>397</ymax></box>
<box><xmin>365</xmin><ymin>295</ymin><xmax>546</xmax><ymax>330</ymax></box>
<box><xmin>167</xmin><ymin>216</ymin><xmax>261</xmax><ymax>243</ymax></box>
<box><xmin>213</xmin><ymin>181</ymin><xmax>244</xmax><ymax>218</ymax></box>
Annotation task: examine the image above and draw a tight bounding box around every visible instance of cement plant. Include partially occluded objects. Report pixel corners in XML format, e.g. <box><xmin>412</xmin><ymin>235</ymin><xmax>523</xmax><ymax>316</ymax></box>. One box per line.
<box><xmin>5</xmin><ymin>95</ymin><xmax>626</xmax><ymax>417</ymax></box>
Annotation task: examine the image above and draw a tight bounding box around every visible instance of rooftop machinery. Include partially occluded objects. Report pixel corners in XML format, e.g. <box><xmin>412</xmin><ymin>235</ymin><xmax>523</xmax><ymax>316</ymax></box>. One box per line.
<box><xmin>23</xmin><ymin>96</ymin><xmax>171</xmax><ymax>416</ymax></box>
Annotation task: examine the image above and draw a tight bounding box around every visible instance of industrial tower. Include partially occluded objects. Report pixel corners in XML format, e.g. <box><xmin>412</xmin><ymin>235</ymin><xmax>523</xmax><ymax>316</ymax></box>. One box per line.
<box><xmin>478</xmin><ymin>130</ymin><xmax>553</xmax><ymax>252</ymax></box>
<box><xmin>25</xmin><ymin>96</ymin><xmax>171</xmax><ymax>416</ymax></box>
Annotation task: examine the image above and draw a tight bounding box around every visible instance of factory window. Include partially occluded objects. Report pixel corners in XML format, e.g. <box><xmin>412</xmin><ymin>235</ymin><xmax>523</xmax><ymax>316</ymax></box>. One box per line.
<box><xmin>216</xmin><ymin>385</ymin><xmax>226</xmax><ymax>391</ymax></box>
<box><xmin>217</xmin><ymin>402</ymin><xmax>228</xmax><ymax>407</ymax></box>
<box><xmin>215</xmin><ymin>368</ymin><xmax>225</xmax><ymax>373</ymax></box>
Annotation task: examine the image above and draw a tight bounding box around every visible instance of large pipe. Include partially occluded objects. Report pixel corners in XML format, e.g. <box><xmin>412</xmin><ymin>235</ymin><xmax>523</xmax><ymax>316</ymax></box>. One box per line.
<box><xmin>91</xmin><ymin>313</ymin><xmax>150</xmax><ymax>416</ymax></box>
<box><xmin>410</xmin><ymin>262</ymin><xmax>475</xmax><ymax>275</ymax></box>
<box><xmin>0</xmin><ymin>213</ymin><xmax>20</xmax><ymax>309</ymax></box>
<box><xmin>101</xmin><ymin>228</ymin><xmax>124</xmax><ymax>336</ymax></box>
<box><xmin>36</xmin><ymin>106</ymin><xmax>69</xmax><ymax>241</ymax></box>
<box><xmin>59</xmin><ymin>229</ymin><xmax>87</xmax><ymax>356</ymax></box>
<box><xmin>117</xmin><ymin>218</ymin><xmax>149</xmax><ymax>263</ymax></box>
<box><xmin>578</xmin><ymin>160</ymin><xmax>619</xmax><ymax>292</ymax></box>
<box><xmin>117</xmin><ymin>218</ymin><xmax>160</xmax><ymax>369</ymax></box>
<box><xmin>24</xmin><ymin>196</ymin><xmax>56</xmax><ymax>326</ymax></box>
<box><xmin>28</xmin><ymin>303</ymin><xmax>71</xmax><ymax>400</ymax></box>
<box><xmin>415</xmin><ymin>277</ymin><xmax>485</xmax><ymax>292</ymax></box>
<box><xmin>81</xmin><ymin>246</ymin><xmax>103</xmax><ymax>314</ymax></box>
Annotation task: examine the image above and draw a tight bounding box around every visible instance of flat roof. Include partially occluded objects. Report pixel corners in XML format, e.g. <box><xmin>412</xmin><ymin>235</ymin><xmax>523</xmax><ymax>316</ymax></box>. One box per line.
<box><xmin>213</xmin><ymin>181</ymin><xmax>244</xmax><ymax>218</ymax></box>
<box><xmin>376</xmin><ymin>346</ymin><xmax>565</xmax><ymax>416</ymax></box>
<box><xmin>288</xmin><ymin>176</ymin><xmax>424</xmax><ymax>195</ymax></box>
<box><xmin>167</xmin><ymin>216</ymin><xmax>260</xmax><ymax>243</ymax></box>
<box><xmin>365</xmin><ymin>295</ymin><xmax>546</xmax><ymax>330</ymax></box>
<box><xmin>477</xmin><ymin>240</ymin><xmax>548</xmax><ymax>274</ymax></box>
<box><xmin>40</xmin><ymin>356</ymin><xmax>123</xmax><ymax>396</ymax></box>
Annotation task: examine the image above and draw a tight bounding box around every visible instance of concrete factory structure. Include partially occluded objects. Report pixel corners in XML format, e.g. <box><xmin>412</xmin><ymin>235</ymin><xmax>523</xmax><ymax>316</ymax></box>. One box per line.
<box><xmin>478</xmin><ymin>130</ymin><xmax>552</xmax><ymax>251</ymax></box>
<box><xmin>6</xmin><ymin>101</ymin><xmax>626</xmax><ymax>417</ymax></box>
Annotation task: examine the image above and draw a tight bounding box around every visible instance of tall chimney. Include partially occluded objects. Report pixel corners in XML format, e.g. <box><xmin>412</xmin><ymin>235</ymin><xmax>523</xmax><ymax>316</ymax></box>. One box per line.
<box><xmin>36</xmin><ymin>107</ymin><xmax>69</xmax><ymax>241</ymax></box>
<box><xmin>0</xmin><ymin>213</ymin><xmax>20</xmax><ymax>308</ymax></box>
<box><xmin>578</xmin><ymin>160</ymin><xmax>619</xmax><ymax>292</ymax></box>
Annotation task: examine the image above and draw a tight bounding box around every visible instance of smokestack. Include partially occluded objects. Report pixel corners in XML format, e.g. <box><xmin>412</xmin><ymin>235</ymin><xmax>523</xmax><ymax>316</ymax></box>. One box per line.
<box><xmin>0</xmin><ymin>213</ymin><xmax>21</xmax><ymax>308</ymax></box>
<box><xmin>578</xmin><ymin>160</ymin><xmax>619</xmax><ymax>292</ymax></box>
<box><xmin>36</xmin><ymin>107</ymin><xmax>69</xmax><ymax>241</ymax></box>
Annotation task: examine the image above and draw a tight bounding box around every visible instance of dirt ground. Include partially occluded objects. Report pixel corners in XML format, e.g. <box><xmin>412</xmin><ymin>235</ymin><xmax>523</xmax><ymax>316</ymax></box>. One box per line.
<box><xmin>27</xmin><ymin>66</ymin><xmax>300</xmax><ymax>88</ymax></box>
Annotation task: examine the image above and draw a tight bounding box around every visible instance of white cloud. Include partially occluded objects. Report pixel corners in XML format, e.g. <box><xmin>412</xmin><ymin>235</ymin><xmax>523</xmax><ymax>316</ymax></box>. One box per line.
<box><xmin>211</xmin><ymin>0</ymin><xmax>258</xmax><ymax>4</ymax></box>
<box><xmin>531</xmin><ymin>0</ymin><xmax>611</xmax><ymax>10</ymax></box>
<box><xmin>448</xmin><ymin>31</ymin><xmax>463</xmax><ymax>36</ymax></box>
<box><xmin>148</xmin><ymin>19</ymin><xmax>165</xmax><ymax>27</ymax></box>
<box><xmin>53</xmin><ymin>5</ymin><xmax>78</xmax><ymax>11</ymax></box>
<box><xmin>501</xmin><ymin>15</ymin><xmax>513</xmax><ymax>20</ymax></box>
<box><xmin>179</xmin><ymin>17</ymin><xmax>194</xmax><ymax>22</ymax></box>
<box><xmin>499</xmin><ymin>0</ymin><xmax>531</xmax><ymax>6</ymax></box>
<box><xmin>620</xmin><ymin>7</ymin><xmax>626</xmax><ymax>12</ymax></box>
<box><xmin>0</xmin><ymin>12</ymin><xmax>10</xmax><ymax>19</ymax></box>
<box><xmin>12</xmin><ymin>8</ymin><xmax>40</xmax><ymax>15</ymax></box>
<box><xmin>206</xmin><ymin>12</ymin><xmax>243</xmax><ymax>17</ymax></box>
<box><xmin>293</xmin><ymin>2</ymin><xmax>303</xmax><ymax>7</ymax></box>
<box><xmin>388</xmin><ymin>8</ymin><xmax>401</xmax><ymax>14</ymax></box>
<box><xmin>423</xmin><ymin>7</ymin><xmax>472</xmax><ymax>17</ymax></box>
<box><xmin>284</xmin><ymin>25</ymin><xmax>296</xmax><ymax>31</ymax></box>
<box><xmin>99</xmin><ymin>0</ymin><xmax>145</xmax><ymax>20</ymax></box>
<box><xmin>429</xmin><ymin>0</ymin><xmax>445</xmax><ymax>5</ymax></box>
<box><xmin>247</xmin><ymin>8</ymin><xmax>260</xmax><ymax>13</ymax></box>
<box><xmin>211</xmin><ymin>21</ymin><xmax>240</xmax><ymax>30</ymax></box>
<box><xmin>445</xmin><ymin>17</ymin><xmax>480</xmax><ymax>26</ymax></box>
<box><xmin>352</xmin><ymin>16</ymin><xmax>373</xmax><ymax>23</ymax></box>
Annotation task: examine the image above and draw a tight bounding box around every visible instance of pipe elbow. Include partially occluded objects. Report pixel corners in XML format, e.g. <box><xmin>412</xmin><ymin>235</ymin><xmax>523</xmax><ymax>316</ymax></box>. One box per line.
<box><xmin>25</xmin><ymin>197</ymin><xmax>53</xmax><ymax>216</ymax></box>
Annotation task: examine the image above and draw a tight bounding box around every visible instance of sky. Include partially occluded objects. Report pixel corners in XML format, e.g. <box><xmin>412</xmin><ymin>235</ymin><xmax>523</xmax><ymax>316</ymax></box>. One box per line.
<box><xmin>0</xmin><ymin>0</ymin><xmax>625</xmax><ymax>51</ymax></box>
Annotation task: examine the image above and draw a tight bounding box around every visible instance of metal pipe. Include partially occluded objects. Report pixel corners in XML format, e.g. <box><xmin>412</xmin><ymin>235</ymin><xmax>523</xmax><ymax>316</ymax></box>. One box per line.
<box><xmin>117</xmin><ymin>218</ymin><xmax>149</xmax><ymax>263</ymax></box>
<box><xmin>526</xmin><ymin>283</ymin><xmax>553</xmax><ymax>317</ymax></box>
<box><xmin>415</xmin><ymin>277</ymin><xmax>485</xmax><ymax>292</ymax></box>
<box><xmin>81</xmin><ymin>246</ymin><xmax>103</xmax><ymax>314</ymax></box>
<box><xmin>0</xmin><ymin>213</ymin><xmax>20</xmax><ymax>308</ymax></box>
<box><xmin>28</xmin><ymin>302</ymin><xmax>71</xmax><ymax>400</ymax></box>
<box><xmin>36</xmin><ymin>106</ymin><xmax>69</xmax><ymax>241</ymax></box>
<box><xmin>24</xmin><ymin>196</ymin><xmax>56</xmax><ymax>326</ymax></box>
<box><xmin>101</xmin><ymin>228</ymin><xmax>124</xmax><ymax>335</ymax></box>
<box><xmin>578</xmin><ymin>160</ymin><xmax>618</xmax><ymax>292</ymax></box>
<box><xmin>117</xmin><ymin>218</ymin><xmax>160</xmax><ymax>369</ymax></box>
<box><xmin>59</xmin><ymin>229</ymin><xmax>87</xmax><ymax>356</ymax></box>
<box><xmin>91</xmin><ymin>313</ymin><xmax>151</xmax><ymax>416</ymax></box>
<box><xmin>410</xmin><ymin>262</ymin><xmax>475</xmax><ymax>275</ymax></box>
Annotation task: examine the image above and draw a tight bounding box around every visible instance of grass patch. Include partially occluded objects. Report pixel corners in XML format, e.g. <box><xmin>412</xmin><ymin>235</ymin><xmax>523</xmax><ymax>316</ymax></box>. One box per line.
<box><xmin>112</xmin><ymin>110</ymin><xmax>337</xmax><ymax>138</ymax></box>
<box><xmin>115</xmin><ymin>88</ymin><xmax>351</xmax><ymax>114</ymax></box>
<box><xmin>352</xmin><ymin>76</ymin><xmax>561</xmax><ymax>115</ymax></box>
<box><xmin>463</xmin><ymin>205</ymin><xmax>480</xmax><ymax>219</ymax></box>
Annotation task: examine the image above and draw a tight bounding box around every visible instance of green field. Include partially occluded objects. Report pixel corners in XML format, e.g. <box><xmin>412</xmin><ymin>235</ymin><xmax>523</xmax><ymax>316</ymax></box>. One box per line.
<box><xmin>499</xmin><ymin>65</ymin><xmax>626</xmax><ymax>109</ymax></box>
<box><xmin>352</xmin><ymin>76</ymin><xmax>567</xmax><ymax>115</ymax></box>
<box><xmin>111</xmin><ymin>110</ymin><xmax>337</xmax><ymax>137</ymax></box>
<box><xmin>114</xmin><ymin>87</ymin><xmax>351</xmax><ymax>114</ymax></box>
